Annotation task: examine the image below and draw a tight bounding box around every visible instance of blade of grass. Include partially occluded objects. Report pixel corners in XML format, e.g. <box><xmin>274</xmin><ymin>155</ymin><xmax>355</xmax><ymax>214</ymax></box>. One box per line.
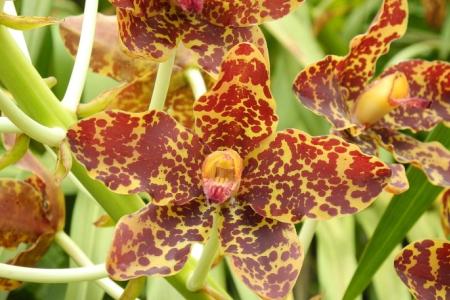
<box><xmin>343</xmin><ymin>124</ymin><xmax>450</xmax><ymax>300</ymax></box>
<box><xmin>356</xmin><ymin>199</ymin><xmax>411</xmax><ymax>300</ymax></box>
<box><xmin>317</xmin><ymin>217</ymin><xmax>360</xmax><ymax>300</ymax></box>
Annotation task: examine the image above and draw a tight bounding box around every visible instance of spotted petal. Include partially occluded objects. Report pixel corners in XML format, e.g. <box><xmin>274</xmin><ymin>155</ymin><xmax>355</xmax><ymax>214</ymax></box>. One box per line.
<box><xmin>107</xmin><ymin>198</ymin><xmax>215</xmax><ymax>280</ymax></box>
<box><xmin>293</xmin><ymin>56</ymin><xmax>353</xmax><ymax>130</ymax></box>
<box><xmin>376</xmin><ymin>60</ymin><xmax>450</xmax><ymax>132</ymax></box>
<box><xmin>331</xmin><ymin>130</ymin><xmax>379</xmax><ymax>157</ymax></box>
<box><xmin>200</xmin><ymin>0</ymin><xmax>304</xmax><ymax>27</ymax></box>
<box><xmin>60</xmin><ymin>13</ymin><xmax>152</xmax><ymax>81</ymax></box>
<box><xmin>385</xmin><ymin>163</ymin><xmax>409</xmax><ymax>194</ymax></box>
<box><xmin>67</xmin><ymin>110</ymin><xmax>208</xmax><ymax>205</ymax></box>
<box><xmin>240</xmin><ymin>129</ymin><xmax>391</xmax><ymax>223</ymax></box>
<box><xmin>374</xmin><ymin>128</ymin><xmax>450</xmax><ymax>187</ymax></box>
<box><xmin>182</xmin><ymin>16</ymin><xmax>267</xmax><ymax>76</ymax></box>
<box><xmin>0</xmin><ymin>179</ymin><xmax>53</xmax><ymax>249</ymax></box>
<box><xmin>218</xmin><ymin>200</ymin><xmax>302</xmax><ymax>300</ymax></box>
<box><xmin>194</xmin><ymin>43</ymin><xmax>277</xmax><ymax>158</ymax></box>
<box><xmin>439</xmin><ymin>189</ymin><xmax>450</xmax><ymax>237</ymax></box>
<box><xmin>394</xmin><ymin>239</ymin><xmax>450</xmax><ymax>300</ymax></box>
<box><xmin>336</xmin><ymin>0</ymin><xmax>408</xmax><ymax>101</ymax></box>
<box><xmin>116</xmin><ymin>6</ymin><xmax>180</xmax><ymax>62</ymax></box>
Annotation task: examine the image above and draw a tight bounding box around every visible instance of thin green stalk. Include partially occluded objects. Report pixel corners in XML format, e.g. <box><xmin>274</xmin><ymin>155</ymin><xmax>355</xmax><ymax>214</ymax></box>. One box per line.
<box><xmin>0</xmin><ymin>262</ymin><xmax>107</xmax><ymax>283</ymax></box>
<box><xmin>61</xmin><ymin>0</ymin><xmax>99</xmax><ymax>113</ymax></box>
<box><xmin>0</xmin><ymin>117</ymin><xmax>20</xmax><ymax>133</ymax></box>
<box><xmin>120</xmin><ymin>277</ymin><xmax>146</xmax><ymax>300</ymax></box>
<box><xmin>0</xmin><ymin>25</ymin><xmax>75</xmax><ymax>127</ymax></box>
<box><xmin>185</xmin><ymin>68</ymin><xmax>207</xmax><ymax>100</ymax></box>
<box><xmin>0</xmin><ymin>89</ymin><xmax>66</xmax><ymax>146</ymax></box>
<box><xmin>148</xmin><ymin>52</ymin><xmax>176</xmax><ymax>110</ymax></box>
<box><xmin>55</xmin><ymin>231</ymin><xmax>126</xmax><ymax>300</ymax></box>
<box><xmin>0</xmin><ymin>134</ymin><xmax>29</xmax><ymax>171</ymax></box>
<box><xmin>187</xmin><ymin>216</ymin><xmax>220</xmax><ymax>291</ymax></box>
<box><xmin>298</xmin><ymin>220</ymin><xmax>318</xmax><ymax>255</ymax></box>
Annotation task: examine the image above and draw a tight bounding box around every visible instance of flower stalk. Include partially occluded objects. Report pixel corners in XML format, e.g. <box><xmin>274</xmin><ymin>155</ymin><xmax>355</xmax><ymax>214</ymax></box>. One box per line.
<box><xmin>55</xmin><ymin>231</ymin><xmax>127</xmax><ymax>300</ymax></box>
<box><xmin>61</xmin><ymin>0</ymin><xmax>99</xmax><ymax>113</ymax></box>
<box><xmin>148</xmin><ymin>52</ymin><xmax>176</xmax><ymax>110</ymax></box>
<box><xmin>187</xmin><ymin>214</ymin><xmax>220</xmax><ymax>292</ymax></box>
<box><xmin>0</xmin><ymin>25</ymin><xmax>75</xmax><ymax>128</ymax></box>
<box><xmin>298</xmin><ymin>220</ymin><xmax>318</xmax><ymax>255</ymax></box>
<box><xmin>185</xmin><ymin>68</ymin><xmax>207</xmax><ymax>100</ymax></box>
<box><xmin>0</xmin><ymin>89</ymin><xmax>66</xmax><ymax>146</ymax></box>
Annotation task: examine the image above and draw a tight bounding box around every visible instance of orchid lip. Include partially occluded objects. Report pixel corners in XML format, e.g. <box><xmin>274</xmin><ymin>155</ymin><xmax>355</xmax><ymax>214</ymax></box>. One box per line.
<box><xmin>201</xmin><ymin>149</ymin><xmax>243</xmax><ymax>204</ymax></box>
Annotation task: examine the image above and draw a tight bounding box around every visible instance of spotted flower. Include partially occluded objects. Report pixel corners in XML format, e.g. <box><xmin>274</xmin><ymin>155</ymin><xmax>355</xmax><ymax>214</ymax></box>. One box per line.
<box><xmin>439</xmin><ymin>189</ymin><xmax>450</xmax><ymax>237</ymax></box>
<box><xmin>67</xmin><ymin>43</ymin><xmax>391</xmax><ymax>299</ymax></box>
<box><xmin>0</xmin><ymin>135</ymin><xmax>65</xmax><ymax>291</ymax></box>
<box><xmin>293</xmin><ymin>0</ymin><xmax>450</xmax><ymax>191</ymax></box>
<box><xmin>108</xmin><ymin>0</ymin><xmax>305</xmax><ymax>76</ymax></box>
<box><xmin>60</xmin><ymin>13</ymin><xmax>209</xmax><ymax>128</ymax></box>
<box><xmin>394</xmin><ymin>239</ymin><xmax>450</xmax><ymax>299</ymax></box>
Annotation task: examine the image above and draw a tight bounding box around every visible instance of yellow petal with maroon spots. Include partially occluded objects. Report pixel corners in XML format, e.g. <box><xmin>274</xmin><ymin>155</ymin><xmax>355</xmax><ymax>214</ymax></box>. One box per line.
<box><xmin>60</xmin><ymin>14</ymin><xmax>152</xmax><ymax>81</ymax></box>
<box><xmin>439</xmin><ymin>189</ymin><xmax>450</xmax><ymax>237</ymax></box>
<box><xmin>194</xmin><ymin>43</ymin><xmax>277</xmax><ymax>157</ymax></box>
<box><xmin>332</xmin><ymin>130</ymin><xmax>379</xmax><ymax>157</ymax></box>
<box><xmin>385</xmin><ymin>163</ymin><xmax>409</xmax><ymax>194</ymax></box>
<box><xmin>336</xmin><ymin>0</ymin><xmax>408</xmax><ymax>101</ymax></box>
<box><xmin>394</xmin><ymin>239</ymin><xmax>450</xmax><ymax>300</ymax></box>
<box><xmin>0</xmin><ymin>233</ymin><xmax>54</xmax><ymax>291</ymax></box>
<box><xmin>374</xmin><ymin>128</ymin><xmax>450</xmax><ymax>187</ymax></box>
<box><xmin>376</xmin><ymin>60</ymin><xmax>450</xmax><ymax>132</ymax></box>
<box><xmin>107</xmin><ymin>198</ymin><xmax>215</xmax><ymax>280</ymax></box>
<box><xmin>115</xmin><ymin>5</ymin><xmax>180</xmax><ymax>62</ymax></box>
<box><xmin>67</xmin><ymin>110</ymin><xmax>209</xmax><ymax>205</ymax></box>
<box><xmin>181</xmin><ymin>15</ymin><xmax>267</xmax><ymax>77</ymax></box>
<box><xmin>0</xmin><ymin>13</ymin><xmax>59</xmax><ymax>30</ymax></box>
<box><xmin>103</xmin><ymin>73</ymin><xmax>197</xmax><ymax>129</ymax></box>
<box><xmin>240</xmin><ymin>129</ymin><xmax>391</xmax><ymax>223</ymax></box>
<box><xmin>60</xmin><ymin>14</ymin><xmax>194</xmax><ymax>82</ymax></box>
<box><xmin>200</xmin><ymin>0</ymin><xmax>304</xmax><ymax>27</ymax></box>
<box><xmin>293</xmin><ymin>55</ymin><xmax>354</xmax><ymax>130</ymax></box>
<box><xmin>0</xmin><ymin>179</ymin><xmax>53</xmax><ymax>249</ymax></box>
<box><xmin>218</xmin><ymin>200</ymin><xmax>303</xmax><ymax>300</ymax></box>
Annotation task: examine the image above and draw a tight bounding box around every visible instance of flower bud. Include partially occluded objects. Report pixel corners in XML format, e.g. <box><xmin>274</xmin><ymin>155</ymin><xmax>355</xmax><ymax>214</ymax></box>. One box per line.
<box><xmin>201</xmin><ymin>149</ymin><xmax>243</xmax><ymax>204</ymax></box>
<box><xmin>353</xmin><ymin>72</ymin><xmax>409</xmax><ymax>126</ymax></box>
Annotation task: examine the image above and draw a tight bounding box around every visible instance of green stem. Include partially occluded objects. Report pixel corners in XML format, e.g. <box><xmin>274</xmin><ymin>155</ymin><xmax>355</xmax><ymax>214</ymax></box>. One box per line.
<box><xmin>119</xmin><ymin>277</ymin><xmax>146</xmax><ymax>300</ymax></box>
<box><xmin>0</xmin><ymin>134</ymin><xmax>29</xmax><ymax>171</ymax></box>
<box><xmin>61</xmin><ymin>0</ymin><xmax>99</xmax><ymax>113</ymax></box>
<box><xmin>0</xmin><ymin>262</ymin><xmax>107</xmax><ymax>283</ymax></box>
<box><xmin>0</xmin><ymin>89</ymin><xmax>66</xmax><ymax>146</ymax></box>
<box><xmin>0</xmin><ymin>26</ymin><xmax>75</xmax><ymax>128</ymax></box>
<box><xmin>0</xmin><ymin>117</ymin><xmax>21</xmax><ymax>133</ymax></box>
<box><xmin>148</xmin><ymin>52</ymin><xmax>176</xmax><ymax>110</ymax></box>
<box><xmin>185</xmin><ymin>68</ymin><xmax>207</xmax><ymax>100</ymax></box>
<box><xmin>298</xmin><ymin>220</ymin><xmax>318</xmax><ymax>255</ymax></box>
<box><xmin>187</xmin><ymin>216</ymin><xmax>220</xmax><ymax>291</ymax></box>
<box><xmin>55</xmin><ymin>231</ymin><xmax>126</xmax><ymax>300</ymax></box>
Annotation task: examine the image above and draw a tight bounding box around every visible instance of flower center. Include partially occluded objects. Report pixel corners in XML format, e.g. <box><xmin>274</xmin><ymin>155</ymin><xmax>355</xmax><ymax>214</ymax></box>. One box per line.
<box><xmin>353</xmin><ymin>72</ymin><xmax>430</xmax><ymax>126</ymax></box>
<box><xmin>176</xmin><ymin>0</ymin><xmax>204</xmax><ymax>13</ymax></box>
<box><xmin>201</xmin><ymin>149</ymin><xmax>243</xmax><ymax>204</ymax></box>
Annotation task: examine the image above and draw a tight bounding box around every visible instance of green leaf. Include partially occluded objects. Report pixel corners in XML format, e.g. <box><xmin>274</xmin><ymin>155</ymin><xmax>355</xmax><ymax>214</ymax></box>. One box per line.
<box><xmin>65</xmin><ymin>193</ymin><xmax>114</xmax><ymax>300</ymax></box>
<box><xmin>317</xmin><ymin>217</ymin><xmax>360</xmax><ymax>300</ymax></box>
<box><xmin>343</xmin><ymin>124</ymin><xmax>450</xmax><ymax>300</ymax></box>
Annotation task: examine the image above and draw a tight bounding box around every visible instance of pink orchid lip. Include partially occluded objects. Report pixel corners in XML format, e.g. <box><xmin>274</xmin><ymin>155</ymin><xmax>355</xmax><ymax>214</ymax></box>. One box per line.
<box><xmin>176</xmin><ymin>0</ymin><xmax>204</xmax><ymax>13</ymax></box>
<box><xmin>201</xmin><ymin>149</ymin><xmax>243</xmax><ymax>204</ymax></box>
